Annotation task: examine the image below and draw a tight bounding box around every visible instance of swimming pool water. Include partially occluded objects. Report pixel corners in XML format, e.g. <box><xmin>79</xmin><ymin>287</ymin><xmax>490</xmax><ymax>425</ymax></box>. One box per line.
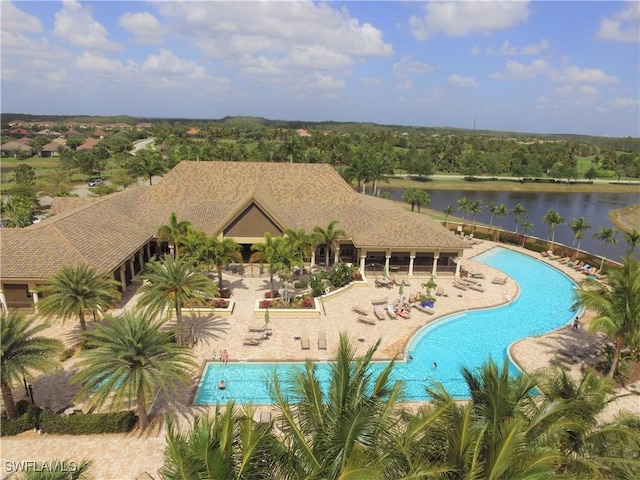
<box><xmin>196</xmin><ymin>247</ymin><xmax>579</xmax><ymax>404</ymax></box>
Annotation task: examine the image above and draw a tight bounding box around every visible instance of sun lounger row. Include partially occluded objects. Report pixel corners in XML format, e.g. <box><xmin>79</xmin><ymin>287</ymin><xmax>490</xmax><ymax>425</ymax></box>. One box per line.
<box><xmin>318</xmin><ymin>332</ymin><xmax>326</xmax><ymax>350</ymax></box>
<box><xmin>492</xmin><ymin>276</ymin><xmax>508</xmax><ymax>285</ymax></box>
<box><xmin>453</xmin><ymin>281</ymin><xmax>468</xmax><ymax>291</ymax></box>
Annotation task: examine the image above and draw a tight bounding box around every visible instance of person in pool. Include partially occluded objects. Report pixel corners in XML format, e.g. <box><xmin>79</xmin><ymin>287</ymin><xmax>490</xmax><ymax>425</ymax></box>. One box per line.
<box><xmin>218</xmin><ymin>380</ymin><xmax>226</xmax><ymax>390</ymax></box>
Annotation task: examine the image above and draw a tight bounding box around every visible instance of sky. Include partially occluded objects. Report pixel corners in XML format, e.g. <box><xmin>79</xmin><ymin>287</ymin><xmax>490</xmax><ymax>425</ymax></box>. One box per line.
<box><xmin>1</xmin><ymin>1</ymin><xmax>639</xmax><ymax>137</ymax></box>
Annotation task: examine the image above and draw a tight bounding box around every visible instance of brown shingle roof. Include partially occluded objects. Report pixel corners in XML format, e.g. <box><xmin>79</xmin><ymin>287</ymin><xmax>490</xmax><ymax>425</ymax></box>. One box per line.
<box><xmin>1</xmin><ymin>162</ymin><xmax>467</xmax><ymax>282</ymax></box>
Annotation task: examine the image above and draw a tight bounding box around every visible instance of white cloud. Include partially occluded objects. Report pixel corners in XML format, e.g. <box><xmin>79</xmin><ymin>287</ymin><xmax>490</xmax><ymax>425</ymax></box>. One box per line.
<box><xmin>74</xmin><ymin>52</ymin><xmax>131</xmax><ymax>73</ymax></box>
<box><xmin>554</xmin><ymin>85</ymin><xmax>599</xmax><ymax>97</ymax></box>
<box><xmin>410</xmin><ymin>1</ymin><xmax>530</xmax><ymax>40</ymax></box>
<box><xmin>1</xmin><ymin>1</ymin><xmax>43</xmax><ymax>33</ymax></box>
<box><xmin>550</xmin><ymin>66</ymin><xmax>618</xmax><ymax>84</ymax></box>
<box><xmin>597</xmin><ymin>2</ymin><xmax>640</xmax><ymax>42</ymax></box>
<box><xmin>53</xmin><ymin>0</ymin><xmax>121</xmax><ymax>51</ymax></box>
<box><xmin>119</xmin><ymin>11</ymin><xmax>166</xmax><ymax>44</ymax></box>
<box><xmin>447</xmin><ymin>74</ymin><xmax>479</xmax><ymax>87</ymax></box>
<box><xmin>284</xmin><ymin>45</ymin><xmax>352</xmax><ymax>70</ymax></box>
<box><xmin>394</xmin><ymin>80</ymin><xmax>413</xmax><ymax>91</ymax></box>
<box><xmin>359</xmin><ymin>77</ymin><xmax>382</xmax><ymax>86</ymax></box>
<box><xmin>142</xmin><ymin>49</ymin><xmax>207</xmax><ymax>80</ymax></box>
<box><xmin>608</xmin><ymin>97</ymin><xmax>640</xmax><ymax>108</ymax></box>
<box><xmin>157</xmin><ymin>1</ymin><xmax>392</xmax><ymax>59</ymax></box>
<box><xmin>393</xmin><ymin>57</ymin><xmax>440</xmax><ymax>75</ymax></box>
<box><xmin>489</xmin><ymin>59</ymin><xmax>550</xmax><ymax>80</ymax></box>
<box><xmin>475</xmin><ymin>38</ymin><xmax>550</xmax><ymax>56</ymax></box>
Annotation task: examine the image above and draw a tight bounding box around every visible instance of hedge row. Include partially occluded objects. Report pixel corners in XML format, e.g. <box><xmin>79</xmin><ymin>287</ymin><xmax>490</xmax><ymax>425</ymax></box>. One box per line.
<box><xmin>1</xmin><ymin>407</ymin><xmax>137</xmax><ymax>436</ymax></box>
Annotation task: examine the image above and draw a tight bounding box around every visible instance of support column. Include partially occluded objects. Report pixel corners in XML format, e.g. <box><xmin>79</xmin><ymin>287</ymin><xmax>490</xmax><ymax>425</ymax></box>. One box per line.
<box><xmin>310</xmin><ymin>252</ymin><xmax>316</xmax><ymax>268</ymax></box>
<box><xmin>455</xmin><ymin>255</ymin><xmax>461</xmax><ymax>277</ymax></box>
<box><xmin>119</xmin><ymin>264</ymin><xmax>127</xmax><ymax>289</ymax></box>
<box><xmin>408</xmin><ymin>254</ymin><xmax>415</xmax><ymax>276</ymax></box>
<box><xmin>384</xmin><ymin>254</ymin><xmax>390</xmax><ymax>275</ymax></box>
<box><xmin>0</xmin><ymin>289</ymin><xmax>7</xmax><ymax>312</ymax></box>
<box><xmin>28</xmin><ymin>284</ymin><xmax>39</xmax><ymax>310</ymax></box>
<box><xmin>432</xmin><ymin>252</ymin><xmax>440</xmax><ymax>278</ymax></box>
<box><xmin>145</xmin><ymin>242</ymin><xmax>151</xmax><ymax>261</ymax></box>
<box><xmin>128</xmin><ymin>257</ymin><xmax>135</xmax><ymax>281</ymax></box>
<box><xmin>334</xmin><ymin>242</ymin><xmax>340</xmax><ymax>265</ymax></box>
<box><xmin>138</xmin><ymin>250</ymin><xmax>144</xmax><ymax>275</ymax></box>
<box><xmin>359</xmin><ymin>253</ymin><xmax>366</xmax><ymax>274</ymax></box>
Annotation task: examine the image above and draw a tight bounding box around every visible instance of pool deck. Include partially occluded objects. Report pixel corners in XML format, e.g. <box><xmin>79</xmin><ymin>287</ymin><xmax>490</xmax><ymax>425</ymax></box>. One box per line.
<box><xmin>2</xmin><ymin>241</ymin><xmax>638</xmax><ymax>480</ymax></box>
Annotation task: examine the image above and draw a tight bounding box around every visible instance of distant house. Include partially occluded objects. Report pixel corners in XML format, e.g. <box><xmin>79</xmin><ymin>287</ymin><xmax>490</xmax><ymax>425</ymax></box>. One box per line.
<box><xmin>186</xmin><ymin>127</ymin><xmax>201</xmax><ymax>137</ymax></box>
<box><xmin>41</xmin><ymin>138</ymin><xmax>68</xmax><ymax>157</ymax></box>
<box><xmin>0</xmin><ymin>140</ymin><xmax>34</xmax><ymax>158</ymax></box>
<box><xmin>76</xmin><ymin>137</ymin><xmax>99</xmax><ymax>152</ymax></box>
<box><xmin>64</xmin><ymin>129</ymin><xmax>83</xmax><ymax>137</ymax></box>
<box><xmin>136</xmin><ymin>122</ymin><xmax>153</xmax><ymax>129</ymax></box>
<box><xmin>8</xmin><ymin>128</ymin><xmax>30</xmax><ymax>138</ymax></box>
<box><xmin>91</xmin><ymin>129</ymin><xmax>108</xmax><ymax>138</ymax></box>
<box><xmin>34</xmin><ymin>128</ymin><xmax>62</xmax><ymax>137</ymax></box>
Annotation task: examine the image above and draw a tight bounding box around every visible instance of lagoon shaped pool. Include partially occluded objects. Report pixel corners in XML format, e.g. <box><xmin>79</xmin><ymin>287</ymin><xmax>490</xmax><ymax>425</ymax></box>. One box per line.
<box><xmin>196</xmin><ymin>247</ymin><xmax>578</xmax><ymax>404</ymax></box>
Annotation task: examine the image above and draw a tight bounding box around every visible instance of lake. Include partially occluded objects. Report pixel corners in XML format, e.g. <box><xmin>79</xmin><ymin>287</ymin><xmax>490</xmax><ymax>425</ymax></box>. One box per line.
<box><xmin>383</xmin><ymin>188</ymin><xmax>640</xmax><ymax>261</ymax></box>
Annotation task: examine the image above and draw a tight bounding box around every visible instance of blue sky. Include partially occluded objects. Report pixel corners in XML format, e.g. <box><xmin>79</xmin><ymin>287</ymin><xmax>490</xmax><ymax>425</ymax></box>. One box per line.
<box><xmin>1</xmin><ymin>1</ymin><xmax>638</xmax><ymax>137</ymax></box>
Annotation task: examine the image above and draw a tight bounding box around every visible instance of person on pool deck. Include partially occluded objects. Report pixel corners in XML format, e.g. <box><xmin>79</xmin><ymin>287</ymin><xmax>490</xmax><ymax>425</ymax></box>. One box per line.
<box><xmin>573</xmin><ymin>317</ymin><xmax>580</xmax><ymax>329</ymax></box>
<box><xmin>218</xmin><ymin>380</ymin><xmax>226</xmax><ymax>390</ymax></box>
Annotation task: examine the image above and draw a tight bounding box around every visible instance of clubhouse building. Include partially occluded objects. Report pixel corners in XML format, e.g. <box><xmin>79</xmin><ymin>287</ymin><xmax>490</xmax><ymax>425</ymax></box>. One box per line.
<box><xmin>0</xmin><ymin>161</ymin><xmax>469</xmax><ymax>310</ymax></box>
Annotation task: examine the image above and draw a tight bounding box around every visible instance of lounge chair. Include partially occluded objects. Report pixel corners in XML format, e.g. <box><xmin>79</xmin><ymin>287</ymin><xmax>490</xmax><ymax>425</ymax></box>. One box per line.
<box><xmin>259</xmin><ymin>411</ymin><xmax>272</xmax><ymax>423</ymax></box>
<box><xmin>385</xmin><ymin>305</ymin><xmax>397</xmax><ymax>319</ymax></box>
<box><xmin>371</xmin><ymin>297</ymin><xmax>388</xmax><ymax>305</ymax></box>
<box><xmin>402</xmin><ymin>278</ymin><xmax>411</xmax><ymax>286</ymax></box>
<box><xmin>243</xmin><ymin>336</ymin><xmax>261</xmax><ymax>346</ymax></box>
<box><xmin>435</xmin><ymin>286</ymin><xmax>445</xmax><ymax>297</ymax></box>
<box><xmin>373</xmin><ymin>306</ymin><xmax>385</xmax><ymax>320</ymax></box>
<box><xmin>351</xmin><ymin>305</ymin><xmax>368</xmax><ymax>316</ymax></box>
<box><xmin>248</xmin><ymin>325</ymin><xmax>267</xmax><ymax>332</ymax></box>
<box><xmin>468</xmin><ymin>284</ymin><xmax>485</xmax><ymax>292</ymax></box>
<box><xmin>357</xmin><ymin>317</ymin><xmax>376</xmax><ymax>326</ymax></box>
<box><xmin>300</xmin><ymin>335</ymin><xmax>310</xmax><ymax>350</ymax></box>
<box><xmin>452</xmin><ymin>282</ymin><xmax>468</xmax><ymax>291</ymax></box>
<box><xmin>491</xmin><ymin>276</ymin><xmax>508</xmax><ymax>285</ymax></box>
<box><xmin>318</xmin><ymin>332</ymin><xmax>327</xmax><ymax>350</ymax></box>
<box><xmin>414</xmin><ymin>304</ymin><xmax>435</xmax><ymax>315</ymax></box>
<box><xmin>135</xmin><ymin>473</ymin><xmax>155</xmax><ymax>480</ymax></box>
<box><xmin>469</xmin><ymin>271</ymin><xmax>485</xmax><ymax>279</ymax></box>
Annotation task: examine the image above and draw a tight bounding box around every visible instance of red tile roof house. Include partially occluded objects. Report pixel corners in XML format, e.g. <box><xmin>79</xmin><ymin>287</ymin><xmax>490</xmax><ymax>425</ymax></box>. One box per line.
<box><xmin>0</xmin><ymin>161</ymin><xmax>469</xmax><ymax>310</ymax></box>
<box><xmin>76</xmin><ymin>137</ymin><xmax>99</xmax><ymax>151</ymax></box>
<box><xmin>41</xmin><ymin>138</ymin><xmax>69</xmax><ymax>157</ymax></box>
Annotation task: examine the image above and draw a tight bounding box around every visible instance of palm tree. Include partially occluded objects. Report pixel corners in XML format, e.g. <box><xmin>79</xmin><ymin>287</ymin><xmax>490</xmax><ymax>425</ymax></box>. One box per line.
<box><xmin>37</xmin><ymin>264</ymin><xmax>120</xmax><ymax>331</ymax></box>
<box><xmin>270</xmin><ymin>239</ymin><xmax>304</xmax><ymax>303</ymax></box>
<box><xmin>414</xmin><ymin>189</ymin><xmax>430</xmax><ymax>213</ymax></box>
<box><xmin>137</xmin><ymin>256</ymin><xmax>218</xmax><ymax>345</ymax></box>
<box><xmin>127</xmin><ymin>148</ymin><xmax>167</xmax><ymax>185</ymax></box>
<box><xmin>284</xmin><ymin>227</ymin><xmax>320</xmax><ymax>266</ymax></box>
<box><xmin>1</xmin><ymin>311</ymin><xmax>63</xmax><ymax>419</ymax></box>
<box><xmin>511</xmin><ymin>203</ymin><xmax>527</xmax><ymax>234</ymax></box>
<box><xmin>455</xmin><ymin>196</ymin><xmax>471</xmax><ymax>219</ymax></box>
<box><xmin>493</xmin><ymin>203</ymin><xmax>508</xmax><ymax>241</ymax></box>
<box><xmin>542</xmin><ymin>208</ymin><xmax>566</xmax><ymax>249</ymax></box>
<box><xmin>160</xmin><ymin>404</ymin><xmax>278</xmax><ymax>479</ymax></box>
<box><xmin>538</xmin><ymin>368</ymin><xmax>640</xmax><ymax>478</ymax></box>
<box><xmin>593</xmin><ymin>226</ymin><xmax>618</xmax><ymax>271</ymax></box>
<box><xmin>520</xmin><ymin>220</ymin><xmax>534</xmax><ymax>247</ymax></box>
<box><xmin>468</xmin><ymin>199</ymin><xmax>482</xmax><ymax>233</ymax></box>
<box><xmin>622</xmin><ymin>229</ymin><xmax>640</xmax><ymax>255</ymax></box>
<box><xmin>250</xmin><ymin>232</ymin><xmax>282</xmax><ymax>294</ymax></box>
<box><xmin>157</xmin><ymin>212</ymin><xmax>192</xmax><ymax>258</ymax></box>
<box><xmin>199</xmin><ymin>236</ymin><xmax>243</xmax><ymax>286</ymax></box>
<box><xmin>573</xmin><ymin>256</ymin><xmax>640</xmax><ymax>378</ymax></box>
<box><xmin>487</xmin><ymin>201</ymin><xmax>497</xmax><ymax>227</ymax></box>
<box><xmin>402</xmin><ymin>188</ymin><xmax>420</xmax><ymax>212</ymax></box>
<box><xmin>570</xmin><ymin>216</ymin><xmax>592</xmax><ymax>260</ymax></box>
<box><xmin>313</xmin><ymin>220</ymin><xmax>347</xmax><ymax>267</ymax></box>
<box><xmin>443</xmin><ymin>205</ymin><xmax>454</xmax><ymax>230</ymax></box>
<box><xmin>425</xmin><ymin>358</ymin><xmax>569</xmax><ymax>479</ymax></box>
<box><xmin>175</xmin><ymin>227</ymin><xmax>207</xmax><ymax>265</ymax></box>
<box><xmin>267</xmin><ymin>334</ymin><xmax>403</xmax><ymax>478</ymax></box>
<box><xmin>72</xmin><ymin>309</ymin><xmax>196</xmax><ymax>430</ymax></box>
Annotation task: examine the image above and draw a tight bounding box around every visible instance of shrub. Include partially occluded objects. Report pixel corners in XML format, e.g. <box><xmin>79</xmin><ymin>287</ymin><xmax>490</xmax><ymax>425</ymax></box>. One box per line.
<box><xmin>60</xmin><ymin>346</ymin><xmax>77</xmax><ymax>362</ymax></box>
<box><xmin>39</xmin><ymin>409</ymin><xmax>137</xmax><ymax>435</ymax></box>
<box><xmin>213</xmin><ymin>299</ymin><xmax>229</xmax><ymax>308</ymax></box>
<box><xmin>301</xmin><ymin>296</ymin><xmax>314</xmax><ymax>308</ymax></box>
<box><xmin>293</xmin><ymin>279</ymin><xmax>308</xmax><ymax>290</ymax></box>
<box><xmin>309</xmin><ymin>273</ymin><xmax>327</xmax><ymax>297</ymax></box>
<box><xmin>352</xmin><ymin>271</ymin><xmax>363</xmax><ymax>281</ymax></box>
<box><xmin>259</xmin><ymin>300</ymin><xmax>272</xmax><ymax>309</ymax></box>
<box><xmin>0</xmin><ymin>413</ymin><xmax>34</xmax><ymax>436</ymax></box>
<box><xmin>264</xmin><ymin>290</ymin><xmax>280</xmax><ymax>299</ymax></box>
<box><xmin>328</xmin><ymin>262</ymin><xmax>356</xmax><ymax>289</ymax></box>
<box><xmin>218</xmin><ymin>288</ymin><xmax>231</xmax><ymax>299</ymax></box>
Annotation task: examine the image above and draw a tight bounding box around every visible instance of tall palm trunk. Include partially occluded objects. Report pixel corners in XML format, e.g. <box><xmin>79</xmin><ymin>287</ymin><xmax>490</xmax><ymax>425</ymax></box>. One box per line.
<box><xmin>78</xmin><ymin>310</ymin><xmax>87</xmax><ymax>331</ymax></box>
<box><xmin>1</xmin><ymin>382</ymin><xmax>18</xmax><ymax>419</ymax></box>
<box><xmin>174</xmin><ymin>303</ymin><xmax>184</xmax><ymax>345</ymax></box>
<box><xmin>137</xmin><ymin>388</ymin><xmax>149</xmax><ymax>430</ymax></box>
<box><xmin>608</xmin><ymin>340</ymin><xmax>622</xmax><ymax>378</ymax></box>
